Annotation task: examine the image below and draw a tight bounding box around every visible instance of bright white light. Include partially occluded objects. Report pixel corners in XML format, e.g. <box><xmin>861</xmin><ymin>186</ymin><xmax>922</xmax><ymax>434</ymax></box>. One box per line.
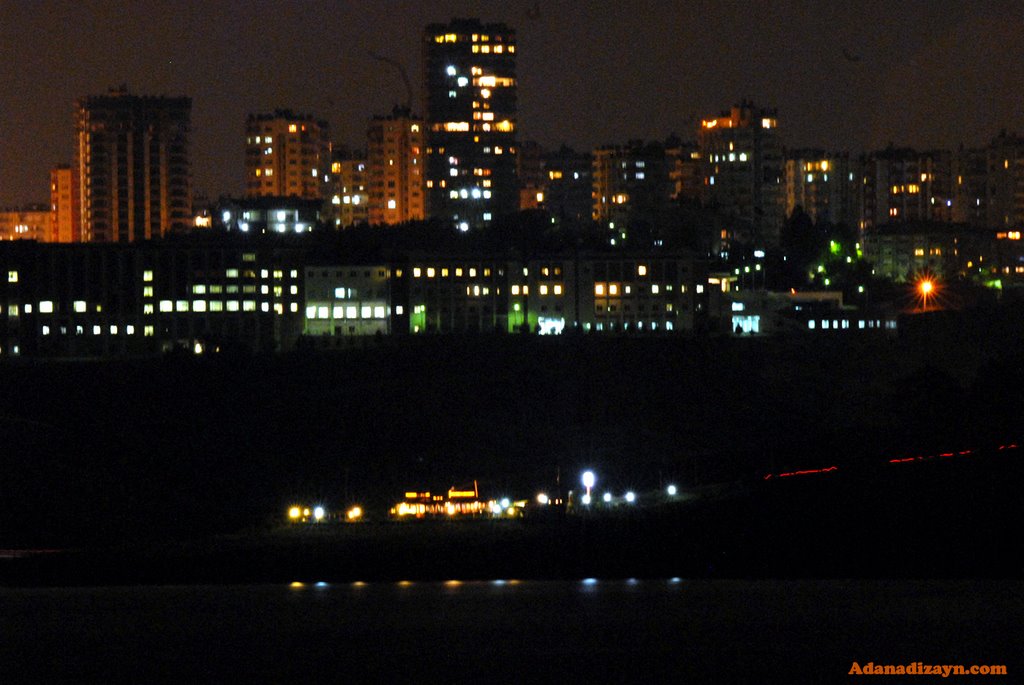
<box><xmin>500</xmin><ymin>498</ymin><xmax>510</xmax><ymax>509</ymax></box>
<box><xmin>581</xmin><ymin>494</ymin><xmax>591</xmax><ymax>505</ymax></box>
<box><xmin>582</xmin><ymin>471</ymin><xmax>595</xmax><ymax>489</ymax></box>
<box><xmin>602</xmin><ymin>492</ymin><xmax>612</xmax><ymax>503</ymax></box>
<box><xmin>625</xmin><ymin>491</ymin><xmax>636</xmax><ymax>503</ymax></box>
<box><xmin>446</xmin><ymin>65</ymin><xmax>456</xmax><ymax>76</ymax></box>
<box><xmin>667</xmin><ymin>484</ymin><xmax>678</xmax><ymax>496</ymax></box>
<box><xmin>536</xmin><ymin>493</ymin><xmax>549</xmax><ymax>505</ymax></box>
<box><xmin>313</xmin><ymin>506</ymin><xmax>325</xmax><ymax>521</ymax></box>
<box><xmin>457</xmin><ymin>76</ymin><xmax>468</xmax><ymax>87</ymax></box>
<box><xmin>222</xmin><ymin>211</ymin><xmax>231</xmax><ymax>223</ymax></box>
<box><xmin>277</xmin><ymin>210</ymin><xmax>287</xmax><ymax>221</ymax></box>
<box><xmin>754</xmin><ymin>250</ymin><xmax>765</xmax><ymax>258</ymax></box>
<box><xmin>458</xmin><ymin>222</ymin><xmax>469</xmax><ymax>232</ymax></box>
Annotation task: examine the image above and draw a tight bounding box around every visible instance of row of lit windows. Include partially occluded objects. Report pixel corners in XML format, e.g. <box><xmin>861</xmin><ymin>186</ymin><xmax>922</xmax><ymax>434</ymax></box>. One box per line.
<box><xmin>412</xmin><ymin>266</ymin><xmax>494</xmax><ymax>279</ymax></box>
<box><xmin>808</xmin><ymin>319</ymin><xmax>897</xmax><ymax>330</ymax></box>
<box><xmin>306</xmin><ymin>304</ymin><xmax>388</xmax><ymax>320</ymax></box>
<box><xmin>508</xmin><ymin>284</ymin><xmax>564</xmax><ymax>296</ymax></box>
<box><xmin>4</xmin><ymin>300</ymin><xmax>299</xmax><ymax>318</ymax></box>
<box><xmin>594</xmin><ymin>283</ymin><xmax>684</xmax><ymax>296</ymax></box>
<box><xmin>41</xmin><ymin>324</ymin><xmax>152</xmax><ymax>337</ymax></box>
<box><xmin>585</xmin><ymin>321</ymin><xmax>675</xmax><ymax>332</ymax></box>
<box><xmin>434</xmin><ymin>33</ymin><xmax>513</xmax><ymax>44</ymax></box>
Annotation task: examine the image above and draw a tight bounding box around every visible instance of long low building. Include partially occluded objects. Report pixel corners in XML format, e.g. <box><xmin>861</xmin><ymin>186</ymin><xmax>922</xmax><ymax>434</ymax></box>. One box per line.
<box><xmin>1</xmin><ymin>236</ymin><xmax>710</xmax><ymax>358</ymax></box>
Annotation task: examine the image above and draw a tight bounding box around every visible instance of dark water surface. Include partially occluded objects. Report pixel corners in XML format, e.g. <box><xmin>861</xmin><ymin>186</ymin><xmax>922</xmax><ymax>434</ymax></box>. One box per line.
<box><xmin>2</xmin><ymin>579</ymin><xmax>1021</xmax><ymax>683</ymax></box>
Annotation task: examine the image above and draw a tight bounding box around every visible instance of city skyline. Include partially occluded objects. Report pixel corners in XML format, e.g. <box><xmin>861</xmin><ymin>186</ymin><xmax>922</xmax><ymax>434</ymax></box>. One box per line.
<box><xmin>2</xmin><ymin>0</ymin><xmax>1023</xmax><ymax>207</ymax></box>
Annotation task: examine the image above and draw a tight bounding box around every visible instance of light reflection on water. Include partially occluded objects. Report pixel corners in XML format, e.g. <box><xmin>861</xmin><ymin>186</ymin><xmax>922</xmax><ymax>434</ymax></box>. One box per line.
<box><xmin>1</xmin><ymin>579</ymin><xmax>1022</xmax><ymax>682</ymax></box>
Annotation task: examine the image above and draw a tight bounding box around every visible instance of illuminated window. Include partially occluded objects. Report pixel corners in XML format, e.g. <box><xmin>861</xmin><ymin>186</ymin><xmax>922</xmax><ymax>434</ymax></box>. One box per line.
<box><xmin>318</xmin><ymin>306</ymin><xmax>329</xmax><ymax>319</ymax></box>
<box><xmin>361</xmin><ymin>305</ymin><xmax>372</xmax><ymax>319</ymax></box>
<box><xmin>74</xmin><ymin>301</ymin><xmax>87</xmax><ymax>313</ymax></box>
<box><xmin>609</xmin><ymin>284</ymin><xmax>619</xmax><ymax>296</ymax></box>
<box><xmin>193</xmin><ymin>300</ymin><xmax>207</xmax><ymax>313</ymax></box>
<box><xmin>413</xmin><ymin>267</ymin><xmax>422</xmax><ymax>278</ymax></box>
<box><xmin>651</xmin><ymin>284</ymin><xmax>660</xmax><ymax>294</ymax></box>
<box><xmin>637</xmin><ymin>264</ymin><xmax>648</xmax><ymax>276</ymax></box>
<box><xmin>374</xmin><ymin>306</ymin><xmax>386</xmax><ymax>318</ymax></box>
<box><xmin>143</xmin><ymin>286</ymin><xmax>153</xmax><ymax>298</ymax></box>
<box><xmin>210</xmin><ymin>301</ymin><xmax>224</xmax><ymax>312</ymax></box>
<box><xmin>539</xmin><ymin>285</ymin><xmax>549</xmax><ymax>295</ymax></box>
<box><xmin>595</xmin><ymin>283</ymin><xmax>605</xmax><ymax>296</ymax></box>
<box><xmin>346</xmin><ymin>305</ymin><xmax>357</xmax><ymax>319</ymax></box>
<box><xmin>142</xmin><ymin>270</ymin><xmax>153</xmax><ymax>282</ymax></box>
<box><xmin>243</xmin><ymin>301</ymin><xmax>256</xmax><ymax>311</ymax></box>
<box><xmin>144</xmin><ymin>304</ymin><xmax>154</xmax><ymax>315</ymax></box>
<box><xmin>227</xmin><ymin>301</ymin><xmax>240</xmax><ymax>312</ymax></box>
<box><xmin>427</xmin><ymin>267</ymin><xmax>436</xmax><ymax>278</ymax></box>
<box><xmin>554</xmin><ymin>284</ymin><xmax>563</xmax><ymax>295</ymax></box>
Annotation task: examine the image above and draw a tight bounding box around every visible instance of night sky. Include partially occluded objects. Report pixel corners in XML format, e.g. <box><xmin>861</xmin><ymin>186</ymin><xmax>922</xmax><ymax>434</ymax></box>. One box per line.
<box><xmin>1</xmin><ymin>0</ymin><xmax>1022</xmax><ymax>207</ymax></box>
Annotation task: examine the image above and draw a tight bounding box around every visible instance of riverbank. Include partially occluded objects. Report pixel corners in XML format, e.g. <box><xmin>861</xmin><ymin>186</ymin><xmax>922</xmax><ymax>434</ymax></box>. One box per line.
<box><xmin>5</xmin><ymin>453</ymin><xmax>1024</xmax><ymax>587</ymax></box>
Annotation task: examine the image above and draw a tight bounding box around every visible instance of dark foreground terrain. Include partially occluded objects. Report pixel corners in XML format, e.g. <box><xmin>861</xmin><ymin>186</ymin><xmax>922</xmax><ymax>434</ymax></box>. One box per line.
<box><xmin>2</xmin><ymin>306</ymin><xmax>1024</xmax><ymax>582</ymax></box>
<box><xmin>4</xmin><ymin>444</ymin><xmax>1023</xmax><ymax>586</ymax></box>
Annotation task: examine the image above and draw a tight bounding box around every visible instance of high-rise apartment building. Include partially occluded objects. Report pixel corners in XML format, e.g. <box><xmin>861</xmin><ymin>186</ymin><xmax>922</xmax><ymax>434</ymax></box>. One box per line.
<box><xmin>325</xmin><ymin>147</ymin><xmax>369</xmax><ymax>228</ymax></box>
<box><xmin>592</xmin><ymin>141</ymin><xmax>671</xmax><ymax>244</ymax></box>
<box><xmin>50</xmin><ymin>164</ymin><xmax>80</xmax><ymax>242</ymax></box>
<box><xmin>698</xmin><ymin>102</ymin><xmax>784</xmax><ymax>246</ymax></box>
<box><xmin>985</xmin><ymin>131</ymin><xmax>1024</xmax><ymax>230</ymax></box>
<box><xmin>952</xmin><ymin>145</ymin><xmax>988</xmax><ymax>226</ymax></box>
<box><xmin>367</xmin><ymin>106</ymin><xmax>425</xmax><ymax>225</ymax></box>
<box><xmin>423</xmin><ymin>18</ymin><xmax>518</xmax><ymax>230</ymax></box>
<box><xmin>75</xmin><ymin>88</ymin><xmax>192</xmax><ymax>242</ymax></box>
<box><xmin>783</xmin><ymin>150</ymin><xmax>860</xmax><ymax>228</ymax></box>
<box><xmin>664</xmin><ymin>136</ymin><xmax>703</xmax><ymax>204</ymax></box>
<box><xmin>245</xmin><ymin>110</ymin><xmax>330</xmax><ymax>200</ymax></box>
<box><xmin>859</xmin><ymin>147</ymin><xmax>954</xmax><ymax>231</ymax></box>
<box><xmin>539</xmin><ymin>145</ymin><xmax>593</xmax><ymax>225</ymax></box>
<box><xmin>0</xmin><ymin>205</ymin><xmax>50</xmax><ymax>241</ymax></box>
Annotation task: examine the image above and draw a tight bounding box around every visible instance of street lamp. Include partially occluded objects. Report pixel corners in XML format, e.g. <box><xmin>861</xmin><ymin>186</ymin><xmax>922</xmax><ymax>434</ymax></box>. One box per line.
<box><xmin>581</xmin><ymin>470</ymin><xmax>595</xmax><ymax>499</ymax></box>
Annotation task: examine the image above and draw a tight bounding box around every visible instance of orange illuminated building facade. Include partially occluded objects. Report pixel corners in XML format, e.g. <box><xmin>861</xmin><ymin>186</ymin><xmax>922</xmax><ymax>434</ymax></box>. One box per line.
<box><xmin>245</xmin><ymin>110</ymin><xmax>330</xmax><ymax>200</ymax></box>
<box><xmin>75</xmin><ymin>88</ymin><xmax>192</xmax><ymax>242</ymax></box>
<box><xmin>50</xmin><ymin>164</ymin><xmax>80</xmax><ymax>242</ymax></box>
<box><xmin>367</xmin><ymin>106</ymin><xmax>425</xmax><ymax>225</ymax></box>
